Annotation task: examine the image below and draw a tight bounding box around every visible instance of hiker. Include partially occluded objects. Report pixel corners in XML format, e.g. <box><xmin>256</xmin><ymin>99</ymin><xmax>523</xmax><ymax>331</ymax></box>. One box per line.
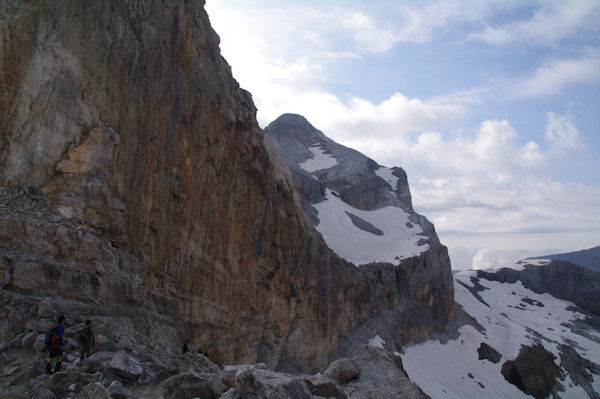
<box><xmin>182</xmin><ymin>342</ymin><xmax>189</xmax><ymax>354</ymax></box>
<box><xmin>78</xmin><ymin>319</ymin><xmax>96</xmax><ymax>364</ymax></box>
<box><xmin>45</xmin><ymin>315</ymin><xmax>66</xmax><ymax>374</ymax></box>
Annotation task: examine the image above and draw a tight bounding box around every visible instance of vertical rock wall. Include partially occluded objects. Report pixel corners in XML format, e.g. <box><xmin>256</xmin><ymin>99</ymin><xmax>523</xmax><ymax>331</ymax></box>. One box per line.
<box><xmin>0</xmin><ymin>0</ymin><xmax>453</xmax><ymax>372</ymax></box>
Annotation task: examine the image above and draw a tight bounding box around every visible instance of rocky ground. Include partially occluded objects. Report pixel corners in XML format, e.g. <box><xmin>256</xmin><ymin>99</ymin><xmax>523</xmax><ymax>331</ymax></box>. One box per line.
<box><xmin>0</xmin><ymin>316</ymin><xmax>429</xmax><ymax>399</ymax></box>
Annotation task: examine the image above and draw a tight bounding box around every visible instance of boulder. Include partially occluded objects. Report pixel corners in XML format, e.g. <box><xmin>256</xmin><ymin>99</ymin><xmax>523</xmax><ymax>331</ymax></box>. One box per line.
<box><xmin>226</xmin><ymin>367</ymin><xmax>312</xmax><ymax>399</ymax></box>
<box><xmin>106</xmin><ymin>351</ymin><xmax>143</xmax><ymax>381</ymax></box>
<box><xmin>20</xmin><ymin>332</ymin><xmax>38</xmax><ymax>349</ymax></box>
<box><xmin>77</xmin><ymin>382</ymin><xmax>111</xmax><ymax>399</ymax></box>
<box><xmin>304</xmin><ymin>373</ymin><xmax>347</xmax><ymax>399</ymax></box>
<box><xmin>501</xmin><ymin>344</ymin><xmax>560</xmax><ymax>399</ymax></box>
<box><xmin>323</xmin><ymin>358</ymin><xmax>360</xmax><ymax>384</ymax></box>
<box><xmin>477</xmin><ymin>342</ymin><xmax>502</xmax><ymax>364</ymax></box>
<box><xmin>107</xmin><ymin>380</ymin><xmax>132</xmax><ymax>399</ymax></box>
<box><xmin>33</xmin><ymin>334</ymin><xmax>46</xmax><ymax>353</ymax></box>
<box><xmin>82</xmin><ymin>351</ymin><xmax>114</xmax><ymax>374</ymax></box>
<box><xmin>343</xmin><ymin>345</ymin><xmax>429</xmax><ymax>399</ymax></box>
<box><xmin>159</xmin><ymin>372</ymin><xmax>227</xmax><ymax>399</ymax></box>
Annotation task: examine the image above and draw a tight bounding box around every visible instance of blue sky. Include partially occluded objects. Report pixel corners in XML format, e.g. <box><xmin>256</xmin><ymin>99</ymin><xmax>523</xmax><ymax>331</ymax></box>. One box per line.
<box><xmin>206</xmin><ymin>0</ymin><xmax>600</xmax><ymax>269</ymax></box>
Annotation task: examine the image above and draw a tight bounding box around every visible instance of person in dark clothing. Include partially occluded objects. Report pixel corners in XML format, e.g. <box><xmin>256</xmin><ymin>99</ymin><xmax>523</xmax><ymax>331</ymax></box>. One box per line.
<box><xmin>46</xmin><ymin>315</ymin><xmax>66</xmax><ymax>374</ymax></box>
<box><xmin>78</xmin><ymin>319</ymin><xmax>96</xmax><ymax>364</ymax></box>
<box><xmin>182</xmin><ymin>342</ymin><xmax>189</xmax><ymax>354</ymax></box>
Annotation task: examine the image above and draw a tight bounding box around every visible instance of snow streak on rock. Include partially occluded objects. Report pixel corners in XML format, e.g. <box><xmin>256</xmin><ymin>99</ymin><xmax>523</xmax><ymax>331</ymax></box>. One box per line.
<box><xmin>375</xmin><ymin>166</ymin><xmax>399</xmax><ymax>190</ymax></box>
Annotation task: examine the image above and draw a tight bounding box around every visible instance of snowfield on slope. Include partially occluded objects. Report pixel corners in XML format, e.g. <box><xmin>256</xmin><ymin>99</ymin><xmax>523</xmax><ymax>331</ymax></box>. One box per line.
<box><xmin>299</xmin><ymin>144</ymin><xmax>338</xmax><ymax>172</ymax></box>
<box><xmin>401</xmin><ymin>270</ymin><xmax>600</xmax><ymax>399</ymax></box>
<box><xmin>313</xmin><ymin>189</ymin><xmax>427</xmax><ymax>265</ymax></box>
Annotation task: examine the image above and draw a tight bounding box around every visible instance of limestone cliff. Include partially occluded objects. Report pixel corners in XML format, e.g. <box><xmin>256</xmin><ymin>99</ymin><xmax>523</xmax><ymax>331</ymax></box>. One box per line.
<box><xmin>0</xmin><ymin>0</ymin><xmax>453</xmax><ymax>372</ymax></box>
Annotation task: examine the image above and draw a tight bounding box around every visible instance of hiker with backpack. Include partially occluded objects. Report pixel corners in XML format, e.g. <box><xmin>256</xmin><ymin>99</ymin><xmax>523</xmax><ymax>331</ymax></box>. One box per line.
<box><xmin>45</xmin><ymin>315</ymin><xmax>66</xmax><ymax>374</ymax></box>
<box><xmin>78</xmin><ymin>319</ymin><xmax>96</xmax><ymax>364</ymax></box>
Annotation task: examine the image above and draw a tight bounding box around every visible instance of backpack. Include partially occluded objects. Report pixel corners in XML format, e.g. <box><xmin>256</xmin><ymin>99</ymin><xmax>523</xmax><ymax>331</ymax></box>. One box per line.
<box><xmin>44</xmin><ymin>326</ymin><xmax>61</xmax><ymax>349</ymax></box>
<box><xmin>78</xmin><ymin>327</ymin><xmax>91</xmax><ymax>344</ymax></box>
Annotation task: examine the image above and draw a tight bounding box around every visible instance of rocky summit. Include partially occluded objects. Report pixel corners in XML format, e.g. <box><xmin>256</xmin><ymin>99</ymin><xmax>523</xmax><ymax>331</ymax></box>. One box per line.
<box><xmin>1</xmin><ymin>1</ymin><xmax>453</xmax><ymax>397</ymax></box>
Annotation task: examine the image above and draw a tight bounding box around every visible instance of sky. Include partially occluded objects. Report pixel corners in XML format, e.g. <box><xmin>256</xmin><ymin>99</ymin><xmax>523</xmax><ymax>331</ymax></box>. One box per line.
<box><xmin>205</xmin><ymin>0</ymin><xmax>600</xmax><ymax>270</ymax></box>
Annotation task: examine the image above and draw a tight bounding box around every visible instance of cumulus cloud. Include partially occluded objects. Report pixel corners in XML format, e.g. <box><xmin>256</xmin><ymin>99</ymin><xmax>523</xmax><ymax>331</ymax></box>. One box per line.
<box><xmin>206</xmin><ymin>0</ymin><xmax>600</xmax><ymax>270</ymax></box>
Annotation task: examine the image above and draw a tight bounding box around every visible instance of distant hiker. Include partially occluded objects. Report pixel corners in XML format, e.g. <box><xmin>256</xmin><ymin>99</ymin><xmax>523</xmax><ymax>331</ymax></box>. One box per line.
<box><xmin>45</xmin><ymin>315</ymin><xmax>66</xmax><ymax>374</ymax></box>
<box><xmin>182</xmin><ymin>342</ymin><xmax>189</xmax><ymax>354</ymax></box>
<box><xmin>78</xmin><ymin>319</ymin><xmax>96</xmax><ymax>364</ymax></box>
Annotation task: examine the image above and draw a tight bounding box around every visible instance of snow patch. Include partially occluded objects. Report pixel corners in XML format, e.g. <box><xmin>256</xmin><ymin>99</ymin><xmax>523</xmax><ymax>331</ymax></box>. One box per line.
<box><xmin>299</xmin><ymin>145</ymin><xmax>338</xmax><ymax>172</ymax></box>
<box><xmin>313</xmin><ymin>189</ymin><xmax>427</xmax><ymax>265</ymax></box>
<box><xmin>375</xmin><ymin>166</ymin><xmax>398</xmax><ymax>190</ymax></box>
<box><xmin>368</xmin><ymin>335</ymin><xmax>385</xmax><ymax>349</ymax></box>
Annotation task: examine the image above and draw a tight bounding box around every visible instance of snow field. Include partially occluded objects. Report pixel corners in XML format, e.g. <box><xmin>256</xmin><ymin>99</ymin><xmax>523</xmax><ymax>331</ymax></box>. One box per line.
<box><xmin>401</xmin><ymin>270</ymin><xmax>600</xmax><ymax>399</ymax></box>
<box><xmin>313</xmin><ymin>189</ymin><xmax>427</xmax><ymax>265</ymax></box>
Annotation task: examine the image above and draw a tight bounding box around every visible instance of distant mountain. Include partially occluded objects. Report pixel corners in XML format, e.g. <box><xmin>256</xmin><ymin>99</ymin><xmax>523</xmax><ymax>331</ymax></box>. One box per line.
<box><xmin>264</xmin><ymin>113</ymin><xmax>454</xmax><ymax>355</ymax></box>
<box><xmin>264</xmin><ymin>113</ymin><xmax>442</xmax><ymax>266</ymax></box>
<box><xmin>526</xmin><ymin>245</ymin><xmax>600</xmax><ymax>273</ymax></box>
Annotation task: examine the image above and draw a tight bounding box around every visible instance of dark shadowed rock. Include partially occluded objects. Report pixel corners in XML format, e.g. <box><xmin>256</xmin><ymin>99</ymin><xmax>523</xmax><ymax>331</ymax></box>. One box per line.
<box><xmin>159</xmin><ymin>372</ymin><xmax>226</xmax><ymax>399</ymax></box>
<box><xmin>477</xmin><ymin>342</ymin><xmax>502</xmax><ymax>364</ymax></box>
<box><xmin>107</xmin><ymin>351</ymin><xmax>143</xmax><ymax>381</ymax></box>
<box><xmin>558</xmin><ymin>343</ymin><xmax>600</xmax><ymax>398</ymax></box>
<box><xmin>78</xmin><ymin>382</ymin><xmax>111</xmax><ymax>399</ymax></box>
<box><xmin>106</xmin><ymin>380</ymin><xmax>132</xmax><ymax>399</ymax></box>
<box><xmin>501</xmin><ymin>344</ymin><xmax>560</xmax><ymax>399</ymax></box>
<box><xmin>303</xmin><ymin>373</ymin><xmax>347</xmax><ymax>399</ymax></box>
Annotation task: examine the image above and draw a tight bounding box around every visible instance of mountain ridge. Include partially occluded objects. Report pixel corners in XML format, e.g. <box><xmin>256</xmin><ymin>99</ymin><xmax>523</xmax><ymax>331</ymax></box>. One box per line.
<box><xmin>526</xmin><ymin>245</ymin><xmax>600</xmax><ymax>273</ymax></box>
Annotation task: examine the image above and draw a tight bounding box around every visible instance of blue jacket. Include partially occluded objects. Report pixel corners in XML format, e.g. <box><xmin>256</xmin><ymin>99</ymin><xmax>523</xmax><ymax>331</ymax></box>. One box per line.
<box><xmin>57</xmin><ymin>324</ymin><xmax>65</xmax><ymax>346</ymax></box>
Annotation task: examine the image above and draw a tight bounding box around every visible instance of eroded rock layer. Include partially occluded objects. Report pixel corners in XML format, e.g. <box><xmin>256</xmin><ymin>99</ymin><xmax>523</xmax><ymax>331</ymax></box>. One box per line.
<box><xmin>0</xmin><ymin>0</ymin><xmax>453</xmax><ymax>372</ymax></box>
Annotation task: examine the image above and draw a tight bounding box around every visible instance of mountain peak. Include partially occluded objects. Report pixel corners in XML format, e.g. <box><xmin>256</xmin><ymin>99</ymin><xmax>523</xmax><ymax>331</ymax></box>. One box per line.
<box><xmin>269</xmin><ymin>113</ymin><xmax>314</xmax><ymax>129</ymax></box>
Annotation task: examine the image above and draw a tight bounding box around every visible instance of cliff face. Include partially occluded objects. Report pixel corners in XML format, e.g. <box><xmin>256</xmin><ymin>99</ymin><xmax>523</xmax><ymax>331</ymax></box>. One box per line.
<box><xmin>0</xmin><ymin>1</ymin><xmax>453</xmax><ymax>372</ymax></box>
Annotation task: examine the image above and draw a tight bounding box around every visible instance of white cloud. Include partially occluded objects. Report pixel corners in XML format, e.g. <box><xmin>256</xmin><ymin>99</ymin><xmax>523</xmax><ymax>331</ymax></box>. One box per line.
<box><xmin>469</xmin><ymin>1</ymin><xmax>600</xmax><ymax>45</ymax></box>
<box><xmin>341</xmin><ymin>12</ymin><xmax>399</xmax><ymax>53</ymax></box>
<box><xmin>205</xmin><ymin>1</ymin><xmax>600</xmax><ymax>271</ymax></box>
<box><xmin>544</xmin><ymin>112</ymin><xmax>585</xmax><ymax>151</ymax></box>
<box><xmin>514</xmin><ymin>51</ymin><xmax>600</xmax><ymax>98</ymax></box>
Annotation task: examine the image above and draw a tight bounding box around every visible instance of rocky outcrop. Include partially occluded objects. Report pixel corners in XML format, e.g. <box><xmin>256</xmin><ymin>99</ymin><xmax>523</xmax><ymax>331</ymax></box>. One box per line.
<box><xmin>0</xmin><ymin>0</ymin><xmax>452</xmax><ymax>378</ymax></box>
<box><xmin>477</xmin><ymin>260</ymin><xmax>600</xmax><ymax>315</ymax></box>
<box><xmin>477</xmin><ymin>342</ymin><xmax>502</xmax><ymax>364</ymax></box>
<box><xmin>501</xmin><ymin>344</ymin><xmax>561</xmax><ymax>399</ymax></box>
<box><xmin>343</xmin><ymin>346</ymin><xmax>430</xmax><ymax>399</ymax></box>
